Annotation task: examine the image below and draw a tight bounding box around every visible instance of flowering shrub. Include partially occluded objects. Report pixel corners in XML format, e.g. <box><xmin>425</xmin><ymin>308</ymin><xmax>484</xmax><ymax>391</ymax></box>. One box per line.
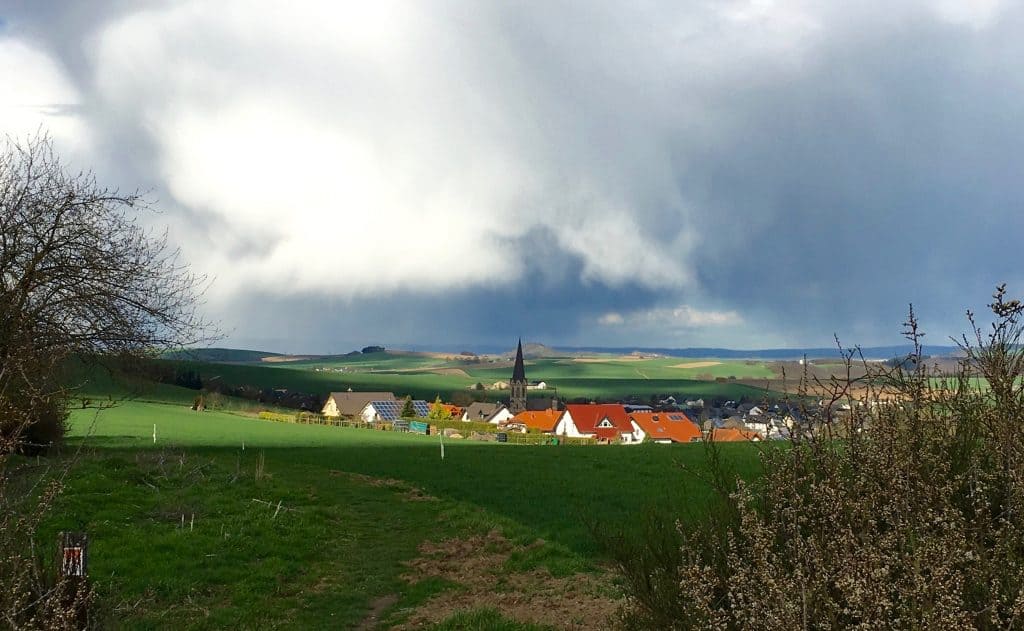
<box><xmin>615</xmin><ymin>287</ymin><xmax>1024</xmax><ymax>630</ymax></box>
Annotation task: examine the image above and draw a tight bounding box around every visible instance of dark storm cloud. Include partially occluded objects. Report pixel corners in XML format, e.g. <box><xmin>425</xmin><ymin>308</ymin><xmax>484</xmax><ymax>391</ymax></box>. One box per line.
<box><xmin>677</xmin><ymin>9</ymin><xmax>1024</xmax><ymax>344</ymax></box>
<box><xmin>2</xmin><ymin>1</ymin><xmax>1021</xmax><ymax>349</ymax></box>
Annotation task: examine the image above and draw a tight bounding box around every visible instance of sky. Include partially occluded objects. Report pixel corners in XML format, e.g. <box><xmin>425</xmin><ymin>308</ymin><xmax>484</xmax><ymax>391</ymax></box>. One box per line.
<box><xmin>2</xmin><ymin>1</ymin><xmax>1023</xmax><ymax>353</ymax></box>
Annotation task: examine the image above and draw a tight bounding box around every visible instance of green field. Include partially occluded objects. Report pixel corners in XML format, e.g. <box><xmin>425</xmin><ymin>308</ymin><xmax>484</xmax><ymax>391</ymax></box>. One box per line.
<box><xmin>164</xmin><ymin>352</ymin><xmax>781</xmax><ymax>405</ymax></box>
<box><xmin>34</xmin><ymin>399</ymin><xmax>761</xmax><ymax>628</ymax></box>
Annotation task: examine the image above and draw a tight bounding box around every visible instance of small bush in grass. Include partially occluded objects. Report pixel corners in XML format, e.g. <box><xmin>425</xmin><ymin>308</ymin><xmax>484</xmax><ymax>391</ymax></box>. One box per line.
<box><xmin>613</xmin><ymin>287</ymin><xmax>1024</xmax><ymax>630</ymax></box>
<box><xmin>429</xmin><ymin>419</ymin><xmax>497</xmax><ymax>434</ymax></box>
<box><xmin>258</xmin><ymin>411</ymin><xmax>297</xmax><ymax>423</ymax></box>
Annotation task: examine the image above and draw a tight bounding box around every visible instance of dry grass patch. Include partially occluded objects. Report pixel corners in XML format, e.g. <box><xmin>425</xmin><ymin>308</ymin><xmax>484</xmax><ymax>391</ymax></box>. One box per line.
<box><xmin>331</xmin><ymin>470</ymin><xmax>438</xmax><ymax>501</ymax></box>
<box><xmin>397</xmin><ymin>530</ymin><xmax>621</xmax><ymax>630</ymax></box>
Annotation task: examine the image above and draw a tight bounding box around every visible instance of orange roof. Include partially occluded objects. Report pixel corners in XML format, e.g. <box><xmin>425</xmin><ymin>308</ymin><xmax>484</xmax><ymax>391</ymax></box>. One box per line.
<box><xmin>629</xmin><ymin>411</ymin><xmax>700</xmax><ymax>443</ymax></box>
<box><xmin>709</xmin><ymin>428</ymin><xmax>762</xmax><ymax>442</ymax></box>
<box><xmin>564</xmin><ymin>404</ymin><xmax>631</xmax><ymax>440</ymax></box>
<box><xmin>513</xmin><ymin>409</ymin><xmax>564</xmax><ymax>432</ymax></box>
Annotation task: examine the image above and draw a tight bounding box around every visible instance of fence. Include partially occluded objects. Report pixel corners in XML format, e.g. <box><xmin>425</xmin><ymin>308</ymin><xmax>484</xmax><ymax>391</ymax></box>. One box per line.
<box><xmin>255</xmin><ymin>410</ymin><xmax>598</xmax><ymax>445</ymax></box>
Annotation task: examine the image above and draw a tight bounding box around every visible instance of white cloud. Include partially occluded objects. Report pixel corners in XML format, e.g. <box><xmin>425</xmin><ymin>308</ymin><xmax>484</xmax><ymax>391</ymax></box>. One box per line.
<box><xmin>0</xmin><ymin>39</ymin><xmax>90</xmax><ymax>156</ymax></box>
<box><xmin>932</xmin><ymin>0</ymin><xmax>1006</xmax><ymax>29</ymax></box>
<box><xmin>599</xmin><ymin>305</ymin><xmax>743</xmax><ymax>330</ymax></box>
<box><xmin>598</xmin><ymin>312</ymin><xmax>625</xmax><ymax>326</ymax></box>
<box><xmin>80</xmin><ymin>0</ymin><xmax>847</xmax><ymax>299</ymax></box>
<box><xmin>77</xmin><ymin>1</ymin><xmax>698</xmax><ymax>298</ymax></box>
<box><xmin>7</xmin><ymin>0</ymin><xmax>889</xmax><ymax>302</ymax></box>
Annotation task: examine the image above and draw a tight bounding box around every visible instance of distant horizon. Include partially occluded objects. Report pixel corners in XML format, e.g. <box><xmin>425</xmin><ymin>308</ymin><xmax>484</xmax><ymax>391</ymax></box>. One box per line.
<box><xmin>182</xmin><ymin>341</ymin><xmax>964</xmax><ymax>361</ymax></box>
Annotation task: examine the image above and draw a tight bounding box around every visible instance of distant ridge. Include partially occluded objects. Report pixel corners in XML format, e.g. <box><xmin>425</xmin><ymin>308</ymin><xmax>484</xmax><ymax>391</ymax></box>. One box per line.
<box><xmin>161</xmin><ymin>348</ymin><xmax>285</xmax><ymax>363</ymax></box>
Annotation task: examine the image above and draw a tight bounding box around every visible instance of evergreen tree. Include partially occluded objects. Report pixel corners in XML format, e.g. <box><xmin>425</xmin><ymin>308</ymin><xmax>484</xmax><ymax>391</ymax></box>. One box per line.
<box><xmin>399</xmin><ymin>396</ymin><xmax>416</xmax><ymax>419</ymax></box>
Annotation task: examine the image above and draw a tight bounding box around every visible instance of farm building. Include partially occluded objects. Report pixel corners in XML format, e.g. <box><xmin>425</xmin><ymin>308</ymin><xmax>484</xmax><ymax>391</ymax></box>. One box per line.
<box><xmin>562</xmin><ymin>404</ymin><xmax>642</xmax><ymax>443</ymax></box>
<box><xmin>628</xmin><ymin>411</ymin><xmax>701</xmax><ymax>444</ymax></box>
<box><xmin>512</xmin><ymin>409</ymin><xmax>566</xmax><ymax>434</ymax></box>
<box><xmin>360</xmin><ymin>399</ymin><xmax>430</xmax><ymax>423</ymax></box>
<box><xmin>322</xmin><ymin>391</ymin><xmax>395</xmax><ymax>417</ymax></box>
<box><xmin>462</xmin><ymin>402</ymin><xmax>514</xmax><ymax>424</ymax></box>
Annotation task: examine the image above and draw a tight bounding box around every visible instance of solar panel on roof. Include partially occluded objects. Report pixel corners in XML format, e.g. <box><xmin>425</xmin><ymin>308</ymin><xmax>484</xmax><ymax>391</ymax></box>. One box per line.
<box><xmin>370</xmin><ymin>400</ymin><xmax>400</xmax><ymax>421</ymax></box>
<box><xmin>370</xmin><ymin>399</ymin><xmax>430</xmax><ymax>420</ymax></box>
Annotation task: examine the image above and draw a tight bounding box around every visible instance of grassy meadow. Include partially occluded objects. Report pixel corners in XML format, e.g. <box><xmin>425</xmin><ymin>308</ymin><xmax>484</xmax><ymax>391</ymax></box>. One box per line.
<box><xmin>33</xmin><ymin>394</ymin><xmax>763</xmax><ymax>629</ymax></box>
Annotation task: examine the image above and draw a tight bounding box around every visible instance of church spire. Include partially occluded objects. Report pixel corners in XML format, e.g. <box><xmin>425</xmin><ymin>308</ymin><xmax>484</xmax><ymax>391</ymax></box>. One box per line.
<box><xmin>510</xmin><ymin>338</ymin><xmax>527</xmax><ymax>414</ymax></box>
<box><xmin>512</xmin><ymin>338</ymin><xmax>526</xmax><ymax>382</ymax></box>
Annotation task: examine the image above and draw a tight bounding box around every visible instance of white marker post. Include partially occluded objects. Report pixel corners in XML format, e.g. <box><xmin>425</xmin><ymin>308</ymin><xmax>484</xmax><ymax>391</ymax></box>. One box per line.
<box><xmin>152</xmin><ymin>424</ymin><xmax>157</xmax><ymax>444</ymax></box>
<box><xmin>439</xmin><ymin>431</ymin><xmax>445</xmax><ymax>461</ymax></box>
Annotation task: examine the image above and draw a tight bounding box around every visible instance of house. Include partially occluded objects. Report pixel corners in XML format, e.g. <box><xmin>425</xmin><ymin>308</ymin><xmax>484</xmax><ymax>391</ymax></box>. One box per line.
<box><xmin>780</xmin><ymin>407</ymin><xmax>806</xmax><ymax>429</ymax></box>
<box><xmin>322</xmin><ymin>391</ymin><xmax>395</xmax><ymax>418</ymax></box>
<box><xmin>526</xmin><ymin>380</ymin><xmax>548</xmax><ymax>390</ymax></box>
<box><xmin>744</xmin><ymin>417</ymin><xmax>771</xmax><ymax>437</ymax></box>
<box><xmin>360</xmin><ymin>399</ymin><xmax>430</xmax><ymax>423</ymax></box>
<box><xmin>462</xmin><ymin>402</ymin><xmax>514</xmax><ymax>424</ymax></box>
<box><xmin>629</xmin><ymin>411</ymin><xmax>702</xmax><ymax>444</ymax></box>
<box><xmin>709</xmin><ymin>427</ymin><xmax>762</xmax><ymax>442</ymax></box>
<box><xmin>512</xmin><ymin>409</ymin><xmax>566</xmax><ymax>433</ymax></box>
<box><xmin>720</xmin><ymin>416</ymin><xmax>746</xmax><ymax>430</ymax></box>
<box><xmin>562</xmin><ymin>404</ymin><xmax>641</xmax><ymax>443</ymax></box>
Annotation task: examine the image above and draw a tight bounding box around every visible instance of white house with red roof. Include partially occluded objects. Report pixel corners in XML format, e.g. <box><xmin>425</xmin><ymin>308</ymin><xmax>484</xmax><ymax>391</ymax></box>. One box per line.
<box><xmin>562</xmin><ymin>404</ymin><xmax>644</xmax><ymax>443</ymax></box>
<box><xmin>628</xmin><ymin>411</ymin><xmax>702</xmax><ymax>444</ymax></box>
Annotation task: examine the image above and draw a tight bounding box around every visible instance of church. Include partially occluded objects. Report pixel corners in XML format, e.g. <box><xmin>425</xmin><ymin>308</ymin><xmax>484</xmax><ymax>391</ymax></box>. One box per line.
<box><xmin>509</xmin><ymin>339</ymin><xmax>527</xmax><ymax>414</ymax></box>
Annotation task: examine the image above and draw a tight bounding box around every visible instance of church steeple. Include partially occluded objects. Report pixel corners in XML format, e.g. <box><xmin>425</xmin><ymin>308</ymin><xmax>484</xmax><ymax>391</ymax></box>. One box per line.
<box><xmin>512</xmin><ymin>339</ymin><xmax>526</xmax><ymax>381</ymax></box>
<box><xmin>509</xmin><ymin>338</ymin><xmax>527</xmax><ymax>414</ymax></box>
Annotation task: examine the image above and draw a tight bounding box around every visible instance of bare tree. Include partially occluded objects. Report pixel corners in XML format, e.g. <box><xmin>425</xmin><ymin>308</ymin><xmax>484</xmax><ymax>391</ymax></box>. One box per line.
<box><xmin>0</xmin><ymin>133</ymin><xmax>213</xmax><ymax>452</ymax></box>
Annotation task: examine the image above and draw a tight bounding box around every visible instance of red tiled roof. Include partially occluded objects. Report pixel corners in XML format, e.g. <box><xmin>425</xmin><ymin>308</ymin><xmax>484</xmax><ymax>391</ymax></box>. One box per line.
<box><xmin>629</xmin><ymin>411</ymin><xmax>701</xmax><ymax>443</ymax></box>
<box><xmin>565</xmin><ymin>404</ymin><xmax>632</xmax><ymax>440</ymax></box>
<box><xmin>709</xmin><ymin>428</ymin><xmax>762</xmax><ymax>442</ymax></box>
<box><xmin>513</xmin><ymin>409</ymin><xmax>564</xmax><ymax>432</ymax></box>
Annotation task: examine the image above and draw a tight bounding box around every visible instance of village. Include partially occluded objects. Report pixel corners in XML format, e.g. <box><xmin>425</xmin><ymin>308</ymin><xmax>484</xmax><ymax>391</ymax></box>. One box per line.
<box><xmin>318</xmin><ymin>341</ymin><xmax>812</xmax><ymax>444</ymax></box>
